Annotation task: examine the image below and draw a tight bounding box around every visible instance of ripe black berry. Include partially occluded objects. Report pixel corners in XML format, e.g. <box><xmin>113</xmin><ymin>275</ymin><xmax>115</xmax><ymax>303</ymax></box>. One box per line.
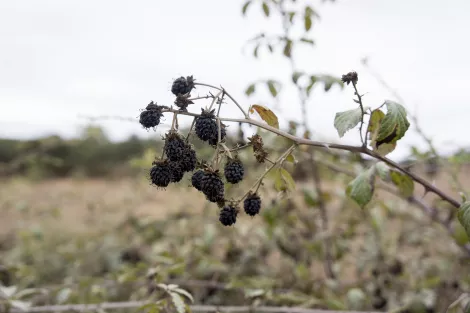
<box><xmin>149</xmin><ymin>160</ymin><xmax>172</xmax><ymax>188</ymax></box>
<box><xmin>139</xmin><ymin>102</ymin><xmax>163</xmax><ymax>129</ymax></box>
<box><xmin>200</xmin><ymin>171</ymin><xmax>225</xmax><ymax>202</ymax></box>
<box><xmin>224</xmin><ymin>158</ymin><xmax>244</xmax><ymax>184</ymax></box>
<box><xmin>207</xmin><ymin>123</ymin><xmax>226</xmax><ymax>146</ymax></box>
<box><xmin>164</xmin><ymin>132</ymin><xmax>186</xmax><ymax>162</ymax></box>
<box><xmin>195</xmin><ymin>109</ymin><xmax>218</xmax><ymax>141</ymax></box>
<box><xmin>171</xmin><ymin>76</ymin><xmax>195</xmax><ymax>96</ymax></box>
<box><xmin>169</xmin><ymin>161</ymin><xmax>184</xmax><ymax>183</ymax></box>
<box><xmin>179</xmin><ymin>146</ymin><xmax>197</xmax><ymax>172</ymax></box>
<box><xmin>244</xmin><ymin>192</ymin><xmax>261</xmax><ymax>216</ymax></box>
<box><xmin>191</xmin><ymin>170</ymin><xmax>205</xmax><ymax>191</ymax></box>
<box><xmin>219</xmin><ymin>204</ymin><xmax>238</xmax><ymax>226</ymax></box>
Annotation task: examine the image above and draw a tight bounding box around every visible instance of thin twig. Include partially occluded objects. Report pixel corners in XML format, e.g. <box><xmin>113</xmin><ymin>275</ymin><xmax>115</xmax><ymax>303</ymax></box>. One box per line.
<box><xmin>239</xmin><ymin>144</ymin><xmax>297</xmax><ymax>202</ymax></box>
<box><xmin>186</xmin><ymin>117</ymin><xmax>197</xmax><ymax>142</ymax></box>
<box><xmin>352</xmin><ymin>81</ymin><xmax>366</xmax><ymax>147</ymax></box>
<box><xmin>158</xmin><ymin>107</ymin><xmax>461</xmax><ymax>209</ymax></box>
<box><xmin>195</xmin><ymin>82</ymin><xmax>249</xmax><ymax>118</ymax></box>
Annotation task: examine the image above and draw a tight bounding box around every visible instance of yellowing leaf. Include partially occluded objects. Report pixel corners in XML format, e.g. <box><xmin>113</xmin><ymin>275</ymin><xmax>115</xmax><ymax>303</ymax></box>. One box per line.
<box><xmin>249</xmin><ymin>104</ymin><xmax>279</xmax><ymax>129</ymax></box>
<box><xmin>274</xmin><ymin>168</ymin><xmax>296</xmax><ymax>192</ymax></box>
<box><xmin>390</xmin><ymin>170</ymin><xmax>414</xmax><ymax>198</ymax></box>
<box><xmin>334</xmin><ymin>107</ymin><xmax>363</xmax><ymax>138</ymax></box>
<box><xmin>376</xmin><ymin>100</ymin><xmax>410</xmax><ymax>144</ymax></box>
<box><xmin>368</xmin><ymin>109</ymin><xmax>397</xmax><ymax>156</ymax></box>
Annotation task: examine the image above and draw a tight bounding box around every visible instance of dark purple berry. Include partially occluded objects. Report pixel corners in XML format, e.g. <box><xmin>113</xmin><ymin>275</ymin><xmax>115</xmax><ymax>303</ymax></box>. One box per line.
<box><xmin>207</xmin><ymin>123</ymin><xmax>226</xmax><ymax>146</ymax></box>
<box><xmin>244</xmin><ymin>193</ymin><xmax>261</xmax><ymax>216</ymax></box>
<box><xmin>139</xmin><ymin>102</ymin><xmax>163</xmax><ymax>129</ymax></box>
<box><xmin>200</xmin><ymin>170</ymin><xmax>224</xmax><ymax>202</ymax></box>
<box><xmin>191</xmin><ymin>170</ymin><xmax>205</xmax><ymax>191</ymax></box>
<box><xmin>149</xmin><ymin>160</ymin><xmax>172</xmax><ymax>188</ymax></box>
<box><xmin>219</xmin><ymin>205</ymin><xmax>238</xmax><ymax>226</ymax></box>
<box><xmin>171</xmin><ymin>76</ymin><xmax>195</xmax><ymax>96</ymax></box>
<box><xmin>164</xmin><ymin>132</ymin><xmax>186</xmax><ymax>162</ymax></box>
<box><xmin>195</xmin><ymin>109</ymin><xmax>218</xmax><ymax>142</ymax></box>
<box><xmin>179</xmin><ymin>146</ymin><xmax>197</xmax><ymax>172</ymax></box>
<box><xmin>224</xmin><ymin>158</ymin><xmax>244</xmax><ymax>184</ymax></box>
<box><xmin>169</xmin><ymin>161</ymin><xmax>184</xmax><ymax>183</ymax></box>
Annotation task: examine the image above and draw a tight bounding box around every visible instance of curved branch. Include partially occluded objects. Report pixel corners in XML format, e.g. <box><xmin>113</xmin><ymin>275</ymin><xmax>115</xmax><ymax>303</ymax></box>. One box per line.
<box><xmin>160</xmin><ymin>107</ymin><xmax>461</xmax><ymax>209</ymax></box>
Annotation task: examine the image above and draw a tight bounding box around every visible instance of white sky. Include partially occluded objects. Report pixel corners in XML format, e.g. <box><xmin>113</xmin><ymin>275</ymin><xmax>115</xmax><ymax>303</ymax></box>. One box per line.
<box><xmin>1</xmin><ymin>0</ymin><xmax>469</xmax><ymax>160</ymax></box>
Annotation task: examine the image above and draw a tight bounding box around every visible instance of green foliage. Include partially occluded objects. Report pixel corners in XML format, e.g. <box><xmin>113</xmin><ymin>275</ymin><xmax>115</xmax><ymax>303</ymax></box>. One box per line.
<box><xmin>458</xmin><ymin>202</ymin><xmax>470</xmax><ymax>239</ymax></box>
<box><xmin>334</xmin><ymin>108</ymin><xmax>363</xmax><ymax>138</ymax></box>
<box><xmin>346</xmin><ymin>167</ymin><xmax>375</xmax><ymax>208</ymax></box>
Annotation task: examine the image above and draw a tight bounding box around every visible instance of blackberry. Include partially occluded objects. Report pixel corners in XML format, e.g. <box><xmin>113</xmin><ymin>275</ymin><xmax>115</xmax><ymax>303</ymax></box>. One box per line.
<box><xmin>200</xmin><ymin>170</ymin><xmax>225</xmax><ymax>202</ymax></box>
<box><xmin>207</xmin><ymin>123</ymin><xmax>227</xmax><ymax>146</ymax></box>
<box><xmin>244</xmin><ymin>192</ymin><xmax>261</xmax><ymax>216</ymax></box>
<box><xmin>219</xmin><ymin>204</ymin><xmax>238</xmax><ymax>226</ymax></box>
<box><xmin>195</xmin><ymin>109</ymin><xmax>218</xmax><ymax>141</ymax></box>
<box><xmin>171</xmin><ymin>76</ymin><xmax>195</xmax><ymax>96</ymax></box>
<box><xmin>164</xmin><ymin>132</ymin><xmax>186</xmax><ymax>162</ymax></box>
<box><xmin>139</xmin><ymin>102</ymin><xmax>163</xmax><ymax>129</ymax></box>
<box><xmin>169</xmin><ymin>161</ymin><xmax>184</xmax><ymax>183</ymax></box>
<box><xmin>191</xmin><ymin>170</ymin><xmax>205</xmax><ymax>191</ymax></box>
<box><xmin>224</xmin><ymin>158</ymin><xmax>244</xmax><ymax>184</ymax></box>
<box><xmin>205</xmin><ymin>187</ymin><xmax>224</xmax><ymax>203</ymax></box>
<box><xmin>179</xmin><ymin>146</ymin><xmax>197</xmax><ymax>172</ymax></box>
<box><xmin>149</xmin><ymin>160</ymin><xmax>172</xmax><ymax>188</ymax></box>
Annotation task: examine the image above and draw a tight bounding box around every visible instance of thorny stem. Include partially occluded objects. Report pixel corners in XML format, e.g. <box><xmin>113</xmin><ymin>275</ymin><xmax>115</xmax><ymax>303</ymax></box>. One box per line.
<box><xmin>159</xmin><ymin>108</ymin><xmax>461</xmax><ymax>209</ymax></box>
<box><xmin>195</xmin><ymin>82</ymin><xmax>249</xmax><ymax>118</ymax></box>
<box><xmin>185</xmin><ymin>117</ymin><xmax>197</xmax><ymax>142</ymax></box>
<box><xmin>352</xmin><ymin>81</ymin><xmax>366</xmax><ymax>147</ymax></box>
<box><xmin>170</xmin><ymin>112</ymin><xmax>178</xmax><ymax>131</ymax></box>
<box><xmin>239</xmin><ymin>144</ymin><xmax>297</xmax><ymax>202</ymax></box>
<box><xmin>214</xmin><ymin>117</ymin><xmax>222</xmax><ymax>170</ymax></box>
<box><xmin>188</xmin><ymin>95</ymin><xmax>215</xmax><ymax>101</ymax></box>
<box><xmin>208</xmin><ymin>90</ymin><xmax>223</xmax><ymax>111</ymax></box>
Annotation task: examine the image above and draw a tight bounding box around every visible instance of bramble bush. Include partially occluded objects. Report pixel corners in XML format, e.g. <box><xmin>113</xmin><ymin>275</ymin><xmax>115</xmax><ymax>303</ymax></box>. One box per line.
<box><xmin>2</xmin><ymin>0</ymin><xmax>470</xmax><ymax>313</ymax></box>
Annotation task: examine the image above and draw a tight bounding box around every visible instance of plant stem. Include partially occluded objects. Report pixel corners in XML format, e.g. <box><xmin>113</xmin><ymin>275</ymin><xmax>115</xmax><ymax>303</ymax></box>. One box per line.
<box><xmin>208</xmin><ymin>90</ymin><xmax>223</xmax><ymax>111</ymax></box>
<box><xmin>170</xmin><ymin>112</ymin><xmax>178</xmax><ymax>131</ymax></box>
<box><xmin>195</xmin><ymin>82</ymin><xmax>249</xmax><ymax>118</ymax></box>
<box><xmin>239</xmin><ymin>144</ymin><xmax>297</xmax><ymax>202</ymax></box>
<box><xmin>352</xmin><ymin>81</ymin><xmax>366</xmax><ymax>147</ymax></box>
<box><xmin>159</xmin><ymin>107</ymin><xmax>461</xmax><ymax>209</ymax></box>
<box><xmin>185</xmin><ymin>117</ymin><xmax>197</xmax><ymax>142</ymax></box>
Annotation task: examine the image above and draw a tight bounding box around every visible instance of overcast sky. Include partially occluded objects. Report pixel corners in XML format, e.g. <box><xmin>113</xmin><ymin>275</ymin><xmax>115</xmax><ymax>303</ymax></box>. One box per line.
<box><xmin>1</xmin><ymin>0</ymin><xmax>469</xmax><ymax>159</ymax></box>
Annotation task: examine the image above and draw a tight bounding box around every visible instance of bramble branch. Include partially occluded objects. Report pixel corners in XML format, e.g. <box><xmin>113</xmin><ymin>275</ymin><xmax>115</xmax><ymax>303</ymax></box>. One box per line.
<box><xmin>159</xmin><ymin>106</ymin><xmax>461</xmax><ymax>209</ymax></box>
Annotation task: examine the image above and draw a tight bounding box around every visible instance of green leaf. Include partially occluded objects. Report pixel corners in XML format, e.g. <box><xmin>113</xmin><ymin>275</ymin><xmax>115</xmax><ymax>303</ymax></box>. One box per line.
<box><xmin>286</xmin><ymin>153</ymin><xmax>296</xmax><ymax>163</ymax></box>
<box><xmin>288</xmin><ymin>12</ymin><xmax>295</xmax><ymax>23</ymax></box>
<box><xmin>10</xmin><ymin>300</ymin><xmax>31</xmax><ymax>312</ymax></box>
<box><xmin>292</xmin><ymin>71</ymin><xmax>303</xmax><ymax>84</ymax></box>
<box><xmin>172</xmin><ymin>288</ymin><xmax>194</xmax><ymax>303</ymax></box>
<box><xmin>242</xmin><ymin>1</ymin><xmax>252</xmax><ymax>15</ymax></box>
<box><xmin>283</xmin><ymin>40</ymin><xmax>293</xmax><ymax>58</ymax></box>
<box><xmin>249</xmin><ymin>104</ymin><xmax>279</xmax><ymax>129</ymax></box>
<box><xmin>253</xmin><ymin>44</ymin><xmax>260</xmax><ymax>58</ymax></box>
<box><xmin>458</xmin><ymin>201</ymin><xmax>470</xmax><ymax>239</ymax></box>
<box><xmin>346</xmin><ymin>168</ymin><xmax>375</xmax><ymax>207</ymax></box>
<box><xmin>368</xmin><ymin>109</ymin><xmax>396</xmax><ymax>156</ymax></box>
<box><xmin>375</xmin><ymin>162</ymin><xmax>390</xmax><ymax>181</ymax></box>
<box><xmin>299</xmin><ymin>37</ymin><xmax>314</xmax><ymax>45</ymax></box>
<box><xmin>274</xmin><ymin>168</ymin><xmax>296</xmax><ymax>192</ymax></box>
<box><xmin>453</xmin><ymin>221</ymin><xmax>469</xmax><ymax>246</ymax></box>
<box><xmin>262</xmin><ymin>2</ymin><xmax>270</xmax><ymax>16</ymax></box>
<box><xmin>170</xmin><ymin>292</ymin><xmax>186</xmax><ymax>313</ymax></box>
<box><xmin>303</xmin><ymin>189</ymin><xmax>318</xmax><ymax>207</ymax></box>
<box><xmin>334</xmin><ymin>108</ymin><xmax>363</xmax><ymax>138</ymax></box>
<box><xmin>376</xmin><ymin>100</ymin><xmax>410</xmax><ymax>144</ymax></box>
<box><xmin>245</xmin><ymin>84</ymin><xmax>256</xmax><ymax>96</ymax></box>
<box><xmin>267</xmin><ymin>80</ymin><xmax>278</xmax><ymax>97</ymax></box>
<box><xmin>390</xmin><ymin>170</ymin><xmax>414</xmax><ymax>198</ymax></box>
<box><xmin>304</xmin><ymin>15</ymin><xmax>312</xmax><ymax>31</ymax></box>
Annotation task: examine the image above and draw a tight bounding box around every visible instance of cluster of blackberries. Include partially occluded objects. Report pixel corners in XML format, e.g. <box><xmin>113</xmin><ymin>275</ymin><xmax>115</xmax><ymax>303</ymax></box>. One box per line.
<box><xmin>149</xmin><ymin>132</ymin><xmax>197</xmax><ymax>187</ymax></box>
<box><xmin>140</xmin><ymin>75</ymin><xmax>267</xmax><ymax>227</ymax></box>
<box><xmin>195</xmin><ymin>109</ymin><xmax>226</xmax><ymax>146</ymax></box>
<box><xmin>139</xmin><ymin>102</ymin><xmax>164</xmax><ymax>129</ymax></box>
